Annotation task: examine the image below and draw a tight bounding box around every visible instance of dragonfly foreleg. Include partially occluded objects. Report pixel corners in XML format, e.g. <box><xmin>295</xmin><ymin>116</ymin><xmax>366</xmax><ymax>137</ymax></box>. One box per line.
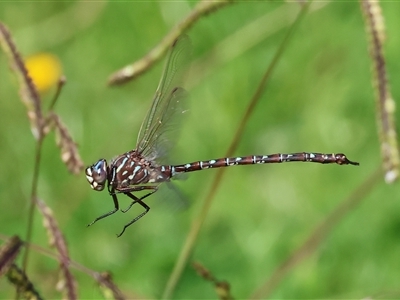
<box><xmin>87</xmin><ymin>192</ymin><xmax>119</xmax><ymax>227</ymax></box>
<box><xmin>117</xmin><ymin>197</ymin><xmax>150</xmax><ymax>237</ymax></box>
<box><xmin>118</xmin><ymin>185</ymin><xmax>158</xmax><ymax>213</ymax></box>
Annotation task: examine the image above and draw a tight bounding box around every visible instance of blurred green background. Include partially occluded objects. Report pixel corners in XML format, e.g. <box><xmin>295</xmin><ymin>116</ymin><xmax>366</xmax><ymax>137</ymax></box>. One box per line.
<box><xmin>1</xmin><ymin>1</ymin><xmax>400</xmax><ymax>299</ymax></box>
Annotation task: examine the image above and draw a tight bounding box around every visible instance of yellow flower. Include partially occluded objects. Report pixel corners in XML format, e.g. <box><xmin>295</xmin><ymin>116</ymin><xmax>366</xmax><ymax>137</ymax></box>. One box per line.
<box><xmin>25</xmin><ymin>53</ymin><xmax>62</xmax><ymax>93</ymax></box>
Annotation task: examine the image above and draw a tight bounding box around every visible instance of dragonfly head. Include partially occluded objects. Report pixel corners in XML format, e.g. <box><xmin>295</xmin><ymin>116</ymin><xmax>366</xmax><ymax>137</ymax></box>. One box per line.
<box><xmin>85</xmin><ymin>159</ymin><xmax>108</xmax><ymax>191</ymax></box>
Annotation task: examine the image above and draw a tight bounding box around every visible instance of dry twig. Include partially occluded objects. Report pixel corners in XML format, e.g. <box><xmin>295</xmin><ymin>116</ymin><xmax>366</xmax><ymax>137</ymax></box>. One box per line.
<box><xmin>37</xmin><ymin>199</ymin><xmax>78</xmax><ymax>300</ymax></box>
<box><xmin>360</xmin><ymin>0</ymin><xmax>399</xmax><ymax>183</ymax></box>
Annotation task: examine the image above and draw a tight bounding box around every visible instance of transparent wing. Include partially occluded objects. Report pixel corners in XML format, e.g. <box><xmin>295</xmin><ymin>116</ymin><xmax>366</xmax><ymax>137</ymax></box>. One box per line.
<box><xmin>136</xmin><ymin>35</ymin><xmax>192</xmax><ymax>161</ymax></box>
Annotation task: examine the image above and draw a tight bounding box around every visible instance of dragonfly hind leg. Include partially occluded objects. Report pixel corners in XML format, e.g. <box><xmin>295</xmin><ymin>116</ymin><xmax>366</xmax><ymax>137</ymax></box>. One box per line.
<box><xmin>117</xmin><ymin>195</ymin><xmax>150</xmax><ymax>237</ymax></box>
<box><xmin>118</xmin><ymin>185</ymin><xmax>158</xmax><ymax>213</ymax></box>
<box><xmin>116</xmin><ymin>186</ymin><xmax>158</xmax><ymax>237</ymax></box>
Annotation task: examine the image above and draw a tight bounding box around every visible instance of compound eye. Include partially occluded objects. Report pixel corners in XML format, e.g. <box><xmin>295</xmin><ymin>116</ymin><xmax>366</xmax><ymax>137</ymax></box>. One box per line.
<box><xmin>85</xmin><ymin>159</ymin><xmax>108</xmax><ymax>191</ymax></box>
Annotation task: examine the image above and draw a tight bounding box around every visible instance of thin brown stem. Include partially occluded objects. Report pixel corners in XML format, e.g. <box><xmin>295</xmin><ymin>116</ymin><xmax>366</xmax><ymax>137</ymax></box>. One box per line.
<box><xmin>108</xmin><ymin>0</ymin><xmax>232</xmax><ymax>86</ymax></box>
<box><xmin>47</xmin><ymin>76</ymin><xmax>66</xmax><ymax>112</ymax></box>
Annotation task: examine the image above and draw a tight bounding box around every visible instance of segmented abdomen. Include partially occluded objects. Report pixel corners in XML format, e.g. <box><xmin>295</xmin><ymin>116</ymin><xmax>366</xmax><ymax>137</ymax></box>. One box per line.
<box><xmin>162</xmin><ymin>152</ymin><xmax>357</xmax><ymax>178</ymax></box>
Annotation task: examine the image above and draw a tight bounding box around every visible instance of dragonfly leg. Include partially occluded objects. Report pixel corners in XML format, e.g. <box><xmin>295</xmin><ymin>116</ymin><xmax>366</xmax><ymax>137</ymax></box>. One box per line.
<box><xmin>118</xmin><ymin>186</ymin><xmax>158</xmax><ymax>213</ymax></box>
<box><xmin>87</xmin><ymin>193</ymin><xmax>119</xmax><ymax>227</ymax></box>
<box><xmin>117</xmin><ymin>197</ymin><xmax>150</xmax><ymax>237</ymax></box>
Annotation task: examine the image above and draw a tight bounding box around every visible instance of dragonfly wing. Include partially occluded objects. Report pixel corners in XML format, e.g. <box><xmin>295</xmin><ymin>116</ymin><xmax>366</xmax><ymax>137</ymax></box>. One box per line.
<box><xmin>136</xmin><ymin>35</ymin><xmax>192</xmax><ymax>161</ymax></box>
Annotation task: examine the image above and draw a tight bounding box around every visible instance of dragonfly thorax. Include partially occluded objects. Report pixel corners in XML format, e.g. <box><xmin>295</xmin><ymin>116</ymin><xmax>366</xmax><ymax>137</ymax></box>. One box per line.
<box><xmin>85</xmin><ymin>159</ymin><xmax>108</xmax><ymax>191</ymax></box>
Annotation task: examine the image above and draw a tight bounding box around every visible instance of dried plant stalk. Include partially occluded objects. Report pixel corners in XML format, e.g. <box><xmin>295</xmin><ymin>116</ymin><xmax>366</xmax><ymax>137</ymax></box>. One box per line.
<box><xmin>360</xmin><ymin>0</ymin><xmax>399</xmax><ymax>183</ymax></box>
<box><xmin>0</xmin><ymin>22</ymin><xmax>44</xmax><ymax>140</ymax></box>
<box><xmin>0</xmin><ymin>236</ymin><xmax>23</xmax><ymax>277</ymax></box>
<box><xmin>48</xmin><ymin>112</ymin><xmax>84</xmax><ymax>175</ymax></box>
<box><xmin>96</xmin><ymin>272</ymin><xmax>126</xmax><ymax>300</ymax></box>
<box><xmin>108</xmin><ymin>0</ymin><xmax>232</xmax><ymax>85</ymax></box>
<box><xmin>192</xmin><ymin>262</ymin><xmax>233</xmax><ymax>300</ymax></box>
<box><xmin>11</xmin><ymin>236</ymin><xmax>129</xmax><ymax>299</ymax></box>
<box><xmin>36</xmin><ymin>199</ymin><xmax>78</xmax><ymax>300</ymax></box>
<box><xmin>7</xmin><ymin>263</ymin><xmax>43</xmax><ymax>300</ymax></box>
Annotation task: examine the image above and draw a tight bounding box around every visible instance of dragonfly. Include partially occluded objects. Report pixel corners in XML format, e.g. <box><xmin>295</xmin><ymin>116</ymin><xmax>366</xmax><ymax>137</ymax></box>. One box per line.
<box><xmin>85</xmin><ymin>35</ymin><xmax>359</xmax><ymax>237</ymax></box>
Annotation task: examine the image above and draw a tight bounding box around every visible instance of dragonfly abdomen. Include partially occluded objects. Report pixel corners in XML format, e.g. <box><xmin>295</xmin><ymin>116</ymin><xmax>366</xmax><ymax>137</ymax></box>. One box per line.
<box><xmin>168</xmin><ymin>152</ymin><xmax>358</xmax><ymax>177</ymax></box>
